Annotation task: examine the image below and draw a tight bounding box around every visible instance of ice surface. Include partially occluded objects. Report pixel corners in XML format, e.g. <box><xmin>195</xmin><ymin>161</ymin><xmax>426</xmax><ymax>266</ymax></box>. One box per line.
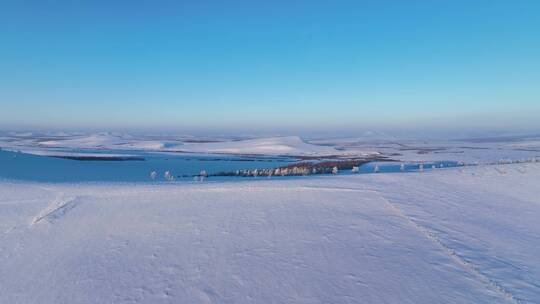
<box><xmin>1</xmin><ymin>163</ymin><xmax>539</xmax><ymax>303</ymax></box>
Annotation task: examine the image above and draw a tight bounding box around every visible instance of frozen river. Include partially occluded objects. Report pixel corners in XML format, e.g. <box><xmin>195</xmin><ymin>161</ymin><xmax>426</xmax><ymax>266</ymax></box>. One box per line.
<box><xmin>0</xmin><ymin>149</ymin><xmax>460</xmax><ymax>182</ymax></box>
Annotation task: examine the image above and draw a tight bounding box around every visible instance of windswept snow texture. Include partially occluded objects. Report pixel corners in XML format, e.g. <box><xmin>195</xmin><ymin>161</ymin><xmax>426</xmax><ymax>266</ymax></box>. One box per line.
<box><xmin>1</xmin><ymin>163</ymin><xmax>540</xmax><ymax>303</ymax></box>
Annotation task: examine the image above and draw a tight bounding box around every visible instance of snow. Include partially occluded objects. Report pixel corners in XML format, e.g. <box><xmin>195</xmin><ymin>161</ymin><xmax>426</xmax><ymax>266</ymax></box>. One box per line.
<box><xmin>4</xmin><ymin>132</ymin><xmax>540</xmax><ymax>161</ymax></box>
<box><xmin>0</xmin><ymin>133</ymin><xmax>379</xmax><ymax>158</ymax></box>
<box><xmin>9</xmin><ymin>150</ymin><xmax>140</xmax><ymax>159</ymax></box>
<box><xmin>308</xmin><ymin>136</ymin><xmax>540</xmax><ymax>163</ymax></box>
<box><xmin>50</xmin><ymin>133</ymin><xmax>174</xmax><ymax>151</ymax></box>
<box><xmin>178</xmin><ymin>136</ymin><xmax>366</xmax><ymax>156</ymax></box>
<box><xmin>1</xmin><ymin>163</ymin><xmax>539</xmax><ymax>303</ymax></box>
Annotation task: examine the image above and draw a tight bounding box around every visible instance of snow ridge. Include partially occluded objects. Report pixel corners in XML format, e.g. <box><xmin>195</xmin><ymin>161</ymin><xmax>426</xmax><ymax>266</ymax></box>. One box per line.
<box><xmin>374</xmin><ymin>190</ymin><xmax>521</xmax><ymax>304</ymax></box>
<box><xmin>32</xmin><ymin>194</ymin><xmax>79</xmax><ymax>225</ymax></box>
<box><xmin>299</xmin><ymin>185</ymin><xmax>520</xmax><ymax>303</ymax></box>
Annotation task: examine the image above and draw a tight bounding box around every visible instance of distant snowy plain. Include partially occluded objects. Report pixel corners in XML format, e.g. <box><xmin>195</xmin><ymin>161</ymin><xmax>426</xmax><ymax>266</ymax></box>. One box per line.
<box><xmin>1</xmin><ymin>163</ymin><xmax>539</xmax><ymax>303</ymax></box>
<box><xmin>0</xmin><ymin>132</ymin><xmax>378</xmax><ymax>158</ymax></box>
<box><xmin>2</xmin><ymin>131</ymin><xmax>539</xmax><ymax>163</ymax></box>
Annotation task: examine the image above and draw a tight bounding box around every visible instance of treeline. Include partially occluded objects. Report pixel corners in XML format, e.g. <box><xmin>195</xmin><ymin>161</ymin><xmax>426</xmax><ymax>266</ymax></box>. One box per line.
<box><xmin>211</xmin><ymin>158</ymin><xmax>386</xmax><ymax>177</ymax></box>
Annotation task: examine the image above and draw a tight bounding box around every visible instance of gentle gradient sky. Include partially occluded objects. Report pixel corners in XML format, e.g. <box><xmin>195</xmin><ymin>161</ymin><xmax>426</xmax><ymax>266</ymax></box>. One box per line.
<box><xmin>1</xmin><ymin>1</ymin><xmax>539</xmax><ymax>134</ymax></box>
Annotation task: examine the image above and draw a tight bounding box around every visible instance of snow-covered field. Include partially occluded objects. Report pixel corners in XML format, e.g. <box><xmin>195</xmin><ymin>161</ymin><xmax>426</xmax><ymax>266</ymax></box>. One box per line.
<box><xmin>0</xmin><ymin>132</ymin><xmax>378</xmax><ymax>158</ymax></box>
<box><xmin>308</xmin><ymin>134</ymin><xmax>540</xmax><ymax>163</ymax></box>
<box><xmin>1</xmin><ymin>163</ymin><xmax>539</xmax><ymax>303</ymax></box>
<box><xmin>3</xmin><ymin>131</ymin><xmax>540</xmax><ymax>163</ymax></box>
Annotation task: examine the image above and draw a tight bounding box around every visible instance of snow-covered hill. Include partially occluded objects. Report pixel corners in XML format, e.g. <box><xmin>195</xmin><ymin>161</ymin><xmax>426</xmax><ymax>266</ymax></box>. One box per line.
<box><xmin>178</xmin><ymin>136</ymin><xmax>361</xmax><ymax>156</ymax></box>
<box><xmin>3</xmin><ymin>132</ymin><xmax>540</xmax><ymax>162</ymax></box>
<box><xmin>1</xmin><ymin>133</ymin><xmax>378</xmax><ymax>158</ymax></box>
<box><xmin>1</xmin><ymin>163</ymin><xmax>539</xmax><ymax>303</ymax></box>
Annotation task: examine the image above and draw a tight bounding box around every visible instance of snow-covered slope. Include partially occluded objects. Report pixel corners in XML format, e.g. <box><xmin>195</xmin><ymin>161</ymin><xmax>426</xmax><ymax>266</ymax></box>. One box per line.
<box><xmin>4</xmin><ymin>132</ymin><xmax>540</xmax><ymax>161</ymax></box>
<box><xmin>178</xmin><ymin>136</ymin><xmax>360</xmax><ymax>156</ymax></box>
<box><xmin>37</xmin><ymin>132</ymin><xmax>177</xmax><ymax>151</ymax></box>
<box><xmin>1</xmin><ymin>133</ymin><xmax>378</xmax><ymax>157</ymax></box>
<box><xmin>1</xmin><ymin>163</ymin><xmax>539</xmax><ymax>303</ymax></box>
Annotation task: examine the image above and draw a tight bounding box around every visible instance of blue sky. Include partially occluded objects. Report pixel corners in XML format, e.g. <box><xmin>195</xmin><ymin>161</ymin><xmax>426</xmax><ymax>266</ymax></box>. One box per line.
<box><xmin>1</xmin><ymin>0</ymin><xmax>539</xmax><ymax>134</ymax></box>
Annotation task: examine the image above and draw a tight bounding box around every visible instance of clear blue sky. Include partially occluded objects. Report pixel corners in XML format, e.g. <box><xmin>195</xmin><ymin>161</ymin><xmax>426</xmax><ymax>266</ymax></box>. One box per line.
<box><xmin>1</xmin><ymin>0</ymin><xmax>539</xmax><ymax>134</ymax></box>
